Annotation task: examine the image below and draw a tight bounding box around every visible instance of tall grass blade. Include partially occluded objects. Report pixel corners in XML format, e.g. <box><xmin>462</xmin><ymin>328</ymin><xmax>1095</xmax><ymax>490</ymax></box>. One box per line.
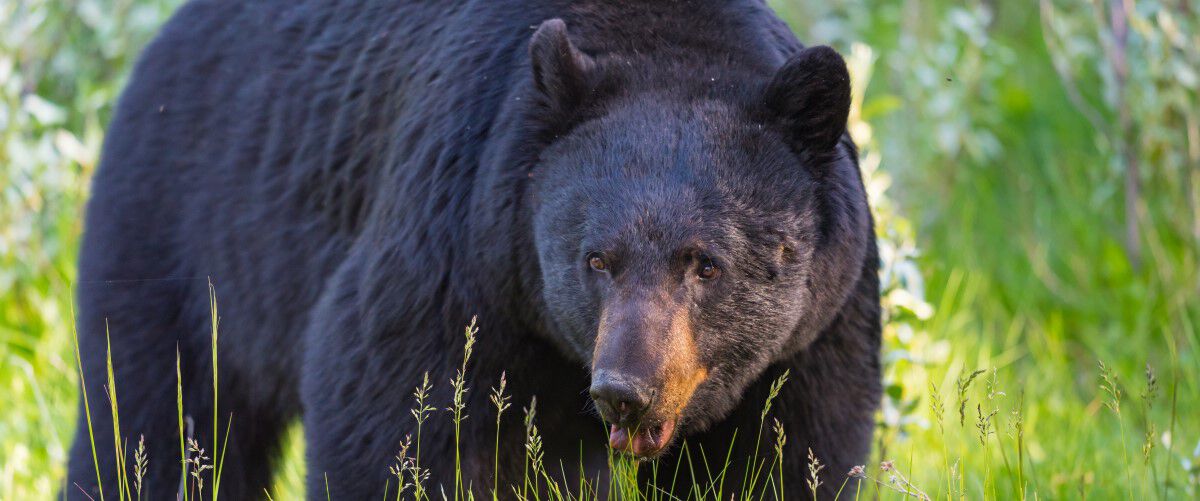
<box><xmin>176</xmin><ymin>347</ymin><xmax>188</xmax><ymax>501</ymax></box>
<box><xmin>207</xmin><ymin>278</ymin><xmax>222</xmax><ymax>501</ymax></box>
<box><xmin>71</xmin><ymin>308</ymin><xmax>105</xmax><ymax>501</ymax></box>
<box><xmin>103</xmin><ymin>324</ymin><xmax>130</xmax><ymax>500</ymax></box>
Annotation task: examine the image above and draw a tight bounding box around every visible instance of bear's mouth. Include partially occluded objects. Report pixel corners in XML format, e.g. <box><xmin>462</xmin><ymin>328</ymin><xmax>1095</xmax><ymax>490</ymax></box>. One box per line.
<box><xmin>608</xmin><ymin>419</ymin><xmax>677</xmax><ymax>457</ymax></box>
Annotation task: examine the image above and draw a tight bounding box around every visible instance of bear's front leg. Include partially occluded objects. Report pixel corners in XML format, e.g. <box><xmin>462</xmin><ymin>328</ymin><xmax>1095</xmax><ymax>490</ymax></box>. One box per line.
<box><xmin>299</xmin><ymin>255</ymin><xmax>484</xmax><ymax>499</ymax></box>
<box><xmin>298</xmin><ymin>251</ymin><xmax>603</xmax><ymax>499</ymax></box>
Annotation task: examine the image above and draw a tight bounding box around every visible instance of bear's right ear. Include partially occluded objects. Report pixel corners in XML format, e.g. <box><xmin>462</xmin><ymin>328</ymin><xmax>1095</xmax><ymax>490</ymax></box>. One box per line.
<box><xmin>529</xmin><ymin>19</ymin><xmax>595</xmax><ymax>118</ymax></box>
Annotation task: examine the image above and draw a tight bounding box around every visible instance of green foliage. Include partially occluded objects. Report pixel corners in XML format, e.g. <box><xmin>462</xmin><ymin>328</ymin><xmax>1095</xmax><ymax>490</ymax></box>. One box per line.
<box><xmin>2</xmin><ymin>0</ymin><xmax>1199</xmax><ymax>499</ymax></box>
<box><xmin>773</xmin><ymin>0</ymin><xmax>1200</xmax><ymax>498</ymax></box>
<box><xmin>1</xmin><ymin>0</ymin><xmax>180</xmax><ymax>497</ymax></box>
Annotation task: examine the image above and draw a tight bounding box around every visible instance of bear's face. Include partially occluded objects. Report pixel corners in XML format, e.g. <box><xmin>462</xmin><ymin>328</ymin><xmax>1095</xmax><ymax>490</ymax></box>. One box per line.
<box><xmin>526</xmin><ymin>20</ymin><xmax>866</xmax><ymax>457</ymax></box>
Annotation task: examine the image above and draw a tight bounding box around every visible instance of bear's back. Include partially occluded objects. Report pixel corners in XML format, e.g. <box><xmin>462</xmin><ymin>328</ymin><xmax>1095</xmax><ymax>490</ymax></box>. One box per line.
<box><xmin>80</xmin><ymin>0</ymin><xmax>805</xmax><ymax>360</ymax></box>
<box><xmin>79</xmin><ymin>0</ymin><xmax>502</xmax><ymax>377</ymax></box>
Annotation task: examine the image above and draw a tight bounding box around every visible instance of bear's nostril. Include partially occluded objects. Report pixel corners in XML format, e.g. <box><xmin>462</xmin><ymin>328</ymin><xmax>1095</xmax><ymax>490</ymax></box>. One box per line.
<box><xmin>590</xmin><ymin>375</ymin><xmax>651</xmax><ymax>426</ymax></box>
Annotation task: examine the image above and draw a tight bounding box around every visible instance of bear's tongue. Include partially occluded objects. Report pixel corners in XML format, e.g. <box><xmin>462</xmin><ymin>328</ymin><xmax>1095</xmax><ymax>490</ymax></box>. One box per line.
<box><xmin>608</xmin><ymin>421</ymin><xmax>675</xmax><ymax>457</ymax></box>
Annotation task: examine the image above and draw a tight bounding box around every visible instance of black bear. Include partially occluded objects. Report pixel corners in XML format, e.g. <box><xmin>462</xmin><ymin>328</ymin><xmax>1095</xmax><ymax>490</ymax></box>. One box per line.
<box><xmin>68</xmin><ymin>0</ymin><xmax>880</xmax><ymax>499</ymax></box>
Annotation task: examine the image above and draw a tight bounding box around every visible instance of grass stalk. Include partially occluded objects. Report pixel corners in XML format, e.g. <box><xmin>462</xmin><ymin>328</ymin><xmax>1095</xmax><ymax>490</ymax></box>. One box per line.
<box><xmin>71</xmin><ymin>311</ymin><xmax>105</xmax><ymax>501</ymax></box>
<box><xmin>411</xmin><ymin>370</ymin><xmax>434</xmax><ymax>488</ymax></box>
<box><xmin>1163</xmin><ymin>368</ymin><xmax>1179</xmax><ymax>500</ymax></box>
<box><xmin>741</xmin><ymin>370</ymin><xmax>788</xmax><ymax>499</ymax></box>
<box><xmin>448</xmin><ymin>317</ymin><xmax>478</xmax><ymax>500</ymax></box>
<box><xmin>207</xmin><ymin>279</ymin><xmax>223</xmax><ymax>501</ymax></box>
<box><xmin>489</xmin><ymin>372</ymin><xmax>511</xmax><ymax>501</ymax></box>
<box><xmin>176</xmin><ymin>347</ymin><xmax>187</xmax><ymax>501</ymax></box>
<box><xmin>103</xmin><ymin>323</ymin><xmax>130</xmax><ymax>500</ymax></box>
<box><xmin>1099</xmin><ymin>360</ymin><xmax>1134</xmax><ymax>501</ymax></box>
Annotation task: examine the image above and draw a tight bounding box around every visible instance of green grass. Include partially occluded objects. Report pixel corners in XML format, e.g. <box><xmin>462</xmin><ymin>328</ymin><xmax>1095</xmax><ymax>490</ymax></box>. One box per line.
<box><xmin>55</xmin><ymin>302</ymin><xmax>1196</xmax><ymax>499</ymax></box>
<box><xmin>66</xmin><ymin>303</ymin><xmax>804</xmax><ymax>500</ymax></box>
<box><xmin>3</xmin><ymin>0</ymin><xmax>1200</xmax><ymax>499</ymax></box>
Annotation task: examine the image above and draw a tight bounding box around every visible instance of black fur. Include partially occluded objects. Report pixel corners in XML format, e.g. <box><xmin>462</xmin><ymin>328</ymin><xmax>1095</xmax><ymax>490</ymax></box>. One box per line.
<box><xmin>67</xmin><ymin>1</ymin><xmax>880</xmax><ymax>499</ymax></box>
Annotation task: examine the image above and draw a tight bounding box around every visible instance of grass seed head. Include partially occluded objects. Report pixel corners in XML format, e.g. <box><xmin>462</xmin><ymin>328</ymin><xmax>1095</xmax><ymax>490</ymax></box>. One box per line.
<box><xmin>806</xmin><ymin>447</ymin><xmax>824</xmax><ymax>494</ymax></box>
<box><xmin>848</xmin><ymin>465</ymin><xmax>866</xmax><ymax>478</ymax></box>
<box><xmin>1098</xmin><ymin>360</ymin><xmax>1122</xmax><ymax>414</ymax></box>
<box><xmin>956</xmin><ymin>369</ymin><xmax>986</xmax><ymax>426</ymax></box>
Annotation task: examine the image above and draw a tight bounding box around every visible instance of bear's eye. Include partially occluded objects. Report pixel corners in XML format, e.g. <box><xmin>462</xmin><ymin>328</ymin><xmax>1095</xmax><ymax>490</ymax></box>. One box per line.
<box><xmin>587</xmin><ymin>252</ymin><xmax>608</xmax><ymax>272</ymax></box>
<box><xmin>697</xmin><ymin>256</ymin><xmax>721</xmax><ymax>281</ymax></box>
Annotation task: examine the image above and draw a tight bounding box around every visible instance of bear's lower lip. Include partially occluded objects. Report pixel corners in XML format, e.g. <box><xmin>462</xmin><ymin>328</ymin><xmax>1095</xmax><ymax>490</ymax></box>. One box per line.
<box><xmin>608</xmin><ymin>420</ymin><xmax>676</xmax><ymax>457</ymax></box>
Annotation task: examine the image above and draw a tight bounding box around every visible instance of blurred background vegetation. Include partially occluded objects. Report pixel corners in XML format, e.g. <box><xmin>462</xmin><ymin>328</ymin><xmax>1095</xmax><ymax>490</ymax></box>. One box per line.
<box><xmin>1</xmin><ymin>0</ymin><xmax>1197</xmax><ymax>498</ymax></box>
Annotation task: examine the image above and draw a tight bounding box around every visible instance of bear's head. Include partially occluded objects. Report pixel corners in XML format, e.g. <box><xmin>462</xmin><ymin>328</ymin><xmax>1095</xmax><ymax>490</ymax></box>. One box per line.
<box><xmin>525</xmin><ymin>19</ymin><xmax>870</xmax><ymax>457</ymax></box>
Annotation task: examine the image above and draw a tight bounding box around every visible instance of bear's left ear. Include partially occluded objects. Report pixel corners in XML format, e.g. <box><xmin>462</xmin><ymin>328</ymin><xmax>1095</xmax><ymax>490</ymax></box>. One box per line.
<box><xmin>529</xmin><ymin>18</ymin><xmax>595</xmax><ymax>118</ymax></box>
<box><xmin>763</xmin><ymin>45</ymin><xmax>851</xmax><ymax>154</ymax></box>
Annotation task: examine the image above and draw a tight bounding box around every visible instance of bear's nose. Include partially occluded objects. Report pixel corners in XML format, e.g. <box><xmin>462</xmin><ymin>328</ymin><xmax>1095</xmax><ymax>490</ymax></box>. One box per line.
<box><xmin>590</xmin><ymin>373</ymin><xmax>652</xmax><ymax>426</ymax></box>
